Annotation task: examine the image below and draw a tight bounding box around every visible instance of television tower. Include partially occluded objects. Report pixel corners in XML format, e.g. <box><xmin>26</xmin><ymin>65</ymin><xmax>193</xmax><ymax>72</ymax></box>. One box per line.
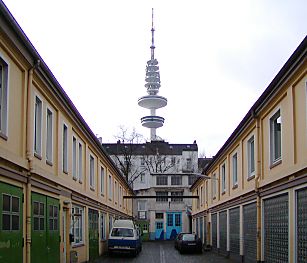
<box><xmin>138</xmin><ymin>8</ymin><xmax>167</xmax><ymax>141</ymax></box>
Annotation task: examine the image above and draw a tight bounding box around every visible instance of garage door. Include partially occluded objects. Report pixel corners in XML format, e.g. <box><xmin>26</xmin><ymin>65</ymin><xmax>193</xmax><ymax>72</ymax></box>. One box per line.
<box><xmin>297</xmin><ymin>187</ymin><xmax>307</xmax><ymax>263</ymax></box>
<box><xmin>243</xmin><ymin>202</ymin><xmax>256</xmax><ymax>263</ymax></box>
<box><xmin>211</xmin><ymin>213</ymin><xmax>217</xmax><ymax>252</ymax></box>
<box><xmin>263</xmin><ymin>193</ymin><xmax>288</xmax><ymax>263</ymax></box>
<box><xmin>229</xmin><ymin>207</ymin><xmax>240</xmax><ymax>261</ymax></box>
<box><xmin>219</xmin><ymin>211</ymin><xmax>227</xmax><ymax>256</ymax></box>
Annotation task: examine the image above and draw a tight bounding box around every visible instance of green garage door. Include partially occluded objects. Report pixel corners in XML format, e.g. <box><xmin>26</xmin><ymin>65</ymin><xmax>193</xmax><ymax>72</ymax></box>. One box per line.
<box><xmin>89</xmin><ymin>208</ymin><xmax>99</xmax><ymax>262</ymax></box>
<box><xmin>0</xmin><ymin>182</ymin><xmax>23</xmax><ymax>263</ymax></box>
<box><xmin>31</xmin><ymin>192</ymin><xmax>60</xmax><ymax>263</ymax></box>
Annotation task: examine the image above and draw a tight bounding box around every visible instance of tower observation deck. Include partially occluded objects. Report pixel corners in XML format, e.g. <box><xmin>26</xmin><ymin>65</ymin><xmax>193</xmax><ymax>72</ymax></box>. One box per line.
<box><xmin>138</xmin><ymin>9</ymin><xmax>167</xmax><ymax>141</ymax></box>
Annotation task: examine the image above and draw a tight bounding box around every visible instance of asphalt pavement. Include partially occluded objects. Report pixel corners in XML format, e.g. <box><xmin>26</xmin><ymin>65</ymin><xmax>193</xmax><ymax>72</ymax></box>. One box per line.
<box><xmin>94</xmin><ymin>241</ymin><xmax>237</xmax><ymax>263</ymax></box>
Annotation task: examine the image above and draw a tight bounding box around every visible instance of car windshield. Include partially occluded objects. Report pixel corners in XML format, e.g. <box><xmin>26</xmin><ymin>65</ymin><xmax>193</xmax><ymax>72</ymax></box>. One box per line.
<box><xmin>111</xmin><ymin>228</ymin><xmax>134</xmax><ymax>237</ymax></box>
<box><xmin>182</xmin><ymin>234</ymin><xmax>196</xmax><ymax>241</ymax></box>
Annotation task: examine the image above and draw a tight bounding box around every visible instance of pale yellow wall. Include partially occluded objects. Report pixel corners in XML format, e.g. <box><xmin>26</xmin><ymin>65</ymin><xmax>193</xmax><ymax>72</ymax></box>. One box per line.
<box><xmin>0</xmin><ymin>42</ymin><xmax>28</xmax><ymax>169</ymax></box>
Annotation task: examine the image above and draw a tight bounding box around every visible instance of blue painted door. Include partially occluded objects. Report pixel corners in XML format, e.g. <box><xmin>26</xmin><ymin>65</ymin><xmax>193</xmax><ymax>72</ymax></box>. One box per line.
<box><xmin>155</xmin><ymin>221</ymin><xmax>164</xmax><ymax>240</ymax></box>
<box><xmin>166</xmin><ymin>212</ymin><xmax>182</xmax><ymax>240</ymax></box>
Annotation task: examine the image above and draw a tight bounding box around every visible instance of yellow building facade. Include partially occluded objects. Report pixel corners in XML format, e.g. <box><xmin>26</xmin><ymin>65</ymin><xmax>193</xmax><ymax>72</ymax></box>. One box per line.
<box><xmin>0</xmin><ymin>2</ymin><xmax>133</xmax><ymax>263</ymax></box>
<box><xmin>191</xmin><ymin>37</ymin><xmax>307</xmax><ymax>263</ymax></box>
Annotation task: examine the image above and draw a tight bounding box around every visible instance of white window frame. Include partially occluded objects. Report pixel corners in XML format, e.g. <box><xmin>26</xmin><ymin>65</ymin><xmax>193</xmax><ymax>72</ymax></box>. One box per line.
<box><xmin>100</xmin><ymin>212</ymin><xmax>106</xmax><ymax>240</ymax></box>
<box><xmin>0</xmin><ymin>54</ymin><xmax>9</xmax><ymax>138</ymax></box>
<box><xmin>269</xmin><ymin>109</ymin><xmax>282</xmax><ymax>166</ymax></box>
<box><xmin>72</xmin><ymin>136</ymin><xmax>77</xmax><ymax>179</ymax></box>
<box><xmin>232</xmin><ymin>153</ymin><xmax>238</xmax><ymax>186</ymax></box>
<box><xmin>247</xmin><ymin>135</ymin><xmax>255</xmax><ymax>178</ymax></box>
<box><xmin>221</xmin><ymin>163</ymin><xmax>226</xmax><ymax>193</ymax></box>
<box><xmin>62</xmin><ymin>123</ymin><xmax>68</xmax><ymax>173</ymax></box>
<box><xmin>78</xmin><ymin>142</ymin><xmax>83</xmax><ymax>182</ymax></box>
<box><xmin>46</xmin><ymin>107</ymin><xmax>53</xmax><ymax>164</ymax></box>
<box><xmin>34</xmin><ymin>95</ymin><xmax>42</xmax><ymax>157</ymax></box>
<box><xmin>212</xmin><ymin>173</ymin><xmax>217</xmax><ymax>199</ymax></box>
<box><xmin>71</xmin><ymin>205</ymin><xmax>84</xmax><ymax>245</ymax></box>
<box><xmin>108</xmin><ymin>175</ymin><xmax>113</xmax><ymax>200</ymax></box>
<box><xmin>89</xmin><ymin>154</ymin><xmax>95</xmax><ymax>189</ymax></box>
<box><xmin>100</xmin><ymin>166</ymin><xmax>105</xmax><ymax>196</ymax></box>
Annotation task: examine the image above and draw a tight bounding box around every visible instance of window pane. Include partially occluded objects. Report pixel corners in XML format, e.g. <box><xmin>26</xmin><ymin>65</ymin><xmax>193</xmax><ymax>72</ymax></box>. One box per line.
<box><xmin>2</xmin><ymin>194</ymin><xmax>10</xmax><ymax>212</ymax></box>
<box><xmin>33</xmin><ymin>201</ymin><xmax>39</xmax><ymax>215</ymax></box>
<box><xmin>49</xmin><ymin>219</ymin><xmax>53</xmax><ymax>230</ymax></box>
<box><xmin>54</xmin><ymin>219</ymin><xmax>58</xmax><ymax>231</ymax></box>
<box><xmin>34</xmin><ymin>217</ymin><xmax>39</xmax><ymax>230</ymax></box>
<box><xmin>54</xmin><ymin>206</ymin><xmax>58</xmax><ymax>218</ymax></box>
<box><xmin>39</xmin><ymin>203</ymin><xmax>44</xmax><ymax>216</ymax></box>
<box><xmin>40</xmin><ymin>218</ymin><xmax>44</xmax><ymax>230</ymax></box>
<box><xmin>49</xmin><ymin>205</ymin><xmax>53</xmax><ymax>217</ymax></box>
<box><xmin>12</xmin><ymin>215</ymin><xmax>19</xmax><ymax>230</ymax></box>
<box><xmin>2</xmin><ymin>214</ymin><xmax>10</xmax><ymax>230</ymax></box>
<box><xmin>12</xmin><ymin>197</ymin><xmax>19</xmax><ymax>213</ymax></box>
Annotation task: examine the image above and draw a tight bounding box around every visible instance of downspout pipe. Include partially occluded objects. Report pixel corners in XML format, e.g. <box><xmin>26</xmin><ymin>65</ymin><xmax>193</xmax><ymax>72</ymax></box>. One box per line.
<box><xmin>254</xmin><ymin>113</ymin><xmax>262</xmax><ymax>263</ymax></box>
<box><xmin>25</xmin><ymin>60</ymin><xmax>40</xmax><ymax>263</ymax></box>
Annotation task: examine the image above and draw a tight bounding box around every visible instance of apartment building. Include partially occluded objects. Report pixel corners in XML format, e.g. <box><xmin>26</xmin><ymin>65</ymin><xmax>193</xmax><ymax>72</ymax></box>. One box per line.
<box><xmin>191</xmin><ymin>36</ymin><xmax>307</xmax><ymax>263</ymax></box>
<box><xmin>104</xmin><ymin>140</ymin><xmax>202</xmax><ymax>240</ymax></box>
<box><xmin>0</xmin><ymin>2</ymin><xmax>133</xmax><ymax>263</ymax></box>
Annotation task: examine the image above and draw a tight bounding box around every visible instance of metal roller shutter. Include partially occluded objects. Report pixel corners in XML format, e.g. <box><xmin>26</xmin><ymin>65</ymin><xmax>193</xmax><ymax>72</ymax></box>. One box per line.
<box><xmin>219</xmin><ymin>211</ymin><xmax>227</xmax><ymax>256</ymax></box>
<box><xmin>263</xmin><ymin>193</ymin><xmax>288</xmax><ymax>263</ymax></box>
<box><xmin>297</xmin><ymin>187</ymin><xmax>307</xmax><ymax>263</ymax></box>
<box><xmin>229</xmin><ymin>207</ymin><xmax>240</xmax><ymax>261</ymax></box>
<box><xmin>212</xmin><ymin>213</ymin><xmax>217</xmax><ymax>252</ymax></box>
<box><xmin>243</xmin><ymin>202</ymin><xmax>257</xmax><ymax>263</ymax></box>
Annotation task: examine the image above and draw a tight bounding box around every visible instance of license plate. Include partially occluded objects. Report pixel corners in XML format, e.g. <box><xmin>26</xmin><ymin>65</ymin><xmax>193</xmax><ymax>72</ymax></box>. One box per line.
<box><xmin>188</xmin><ymin>243</ymin><xmax>196</xmax><ymax>246</ymax></box>
<box><xmin>114</xmin><ymin>246</ymin><xmax>130</xmax><ymax>249</ymax></box>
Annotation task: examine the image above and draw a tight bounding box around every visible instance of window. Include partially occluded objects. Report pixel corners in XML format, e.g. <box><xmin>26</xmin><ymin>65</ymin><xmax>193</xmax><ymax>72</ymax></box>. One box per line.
<box><xmin>171</xmin><ymin>157</ymin><xmax>176</xmax><ymax>165</ymax></box>
<box><xmin>114</xmin><ymin>181</ymin><xmax>118</xmax><ymax>203</ymax></box>
<box><xmin>71</xmin><ymin>205</ymin><xmax>84</xmax><ymax>245</ymax></box>
<box><xmin>270</xmin><ymin>110</ymin><xmax>282</xmax><ymax>165</ymax></box>
<box><xmin>248</xmin><ymin>136</ymin><xmax>255</xmax><ymax>177</ymax></box>
<box><xmin>33</xmin><ymin>201</ymin><xmax>44</xmax><ymax>231</ymax></box>
<box><xmin>140</xmin><ymin>157</ymin><xmax>145</xmax><ymax>166</ymax></box>
<box><xmin>34</xmin><ymin>96</ymin><xmax>42</xmax><ymax>157</ymax></box>
<box><xmin>171</xmin><ymin>175</ymin><xmax>182</xmax><ymax>185</ymax></box>
<box><xmin>89</xmin><ymin>155</ymin><xmax>95</xmax><ymax>188</ymax></box>
<box><xmin>100</xmin><ymin>212</ymin><xmax>106</xmax><ymax>240</ymax></box>
<box><xmin>171</xmin><ymin>191</ymin><xmax>183</xmax><ymax>202</ymax></box>
<box><xmin>62</xmin><ymin>124</ymin><xmax>68</xmax><ymax>173</ymax></box>
<box><xmin>2</xmin><ymin>194</ymin><xmax>20</xmax><ymax>231</ymax></box>
<box><xmin>232</xmin><ymin>153</ymin><xmax>238</xmax><ymax>186</ymax></box>
<box><xmin>200</xmin><ymin>186</ymin><xmax>203</xmax><ymax>204</ymax></box>
<box><xmin>155</xmin><ymin>212</ymin><xmax>163</xmax><ymax>219</ymax></box>
<box><xmin>78</xmin><ymin>143</ymin><xmax>83</xmax><ymax>182</ymax></box>
<box><xmin>140</xmin><ymin>172</ymin><xmax>145</xmax><ymax>183</ymax></box>
<box><xmin>186</xmin><ymin>158</ymin><xmax>192</xmax><ymax>171</ymax></box>
<box><xmin>46</xmin><ymin>108</ymin><xmax>53</xmax><ymax>163</ymax></box>
<box><xmin>156</xmin><ymin>176</ymin><xmax>167</xmax><ymax>185</ymax></box>
<box><xmin>156</xmin><ymin>191</ymin><xmax>168</xmax><ymax>202</ymax></box>
<box><xmin>138</xmin><ymin>200</ymin><xmax>147</xmax><ymax>219</ymax></box>
<box><xmin>48</xmin><ymin>205</ymin><xmax>58</xmax><ymax>231</ymax></box>
<box><xmin>72</xmin><ymin>137</ymin><xmax>77</xmax><ymax>179</ymax></box>
<box><xmin>0</xmin><ymin>56</ymin><xmax>8</xmax><ymax>137</ymax></box>
<box><xmin>100</xmin><ymin>166</ymin><xmax>105</xmax><ymax>195</ymax></box>
<box><xmin>119</xmin><ymin>186</ymin><xmax>122</xmax><ymax>206</ymax></box>
<box><xmin>221</xmin><ymin>164</ymin><xmax>226</xmax><ymax>193</ymax></box>
<box><xmin>175</xmin><ymin>214</ymin><xmax>181</xmax><ymax>226</ymax></box>
<box><xmin>167</xmin><ymin>214</ymin><xmax>173</xmax><ymax>226</ymax></box>
<box><xmin>212</xmin><ymin>173</ymin><xmax>217</xmax><ymax>199</ymax></box>
<box><xmin>108</xmin><ymin>175</ymin><xmax>113</xmax><ymax>200</ymax></box>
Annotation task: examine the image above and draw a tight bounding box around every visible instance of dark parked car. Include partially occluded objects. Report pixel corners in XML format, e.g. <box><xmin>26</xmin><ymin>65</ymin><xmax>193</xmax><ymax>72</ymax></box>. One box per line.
<box><xmin>174</xmin><ymin>233</ymin><xmax>202</xmax><ymax>254</ymax></box>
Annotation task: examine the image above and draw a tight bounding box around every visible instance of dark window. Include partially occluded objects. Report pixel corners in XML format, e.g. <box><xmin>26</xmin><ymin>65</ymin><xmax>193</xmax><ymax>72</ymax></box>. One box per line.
<box><xmin>33</xmin><ymin>201</ymin><xmax>45</xmax><ymax>231</ymax></box>
<box><xmin>156</xmin><ymin>176</ymin><xmax>168</xmax><ymax>185</ymax></box>
<box><xmin>156</xmin><ymin>191</ymin><xmax>168</xmax><ymax>202</ymax></box>
<box><xmin>155</xmin><ymin>213</ymin><xmax>163</xmax><ymax>219</ymax></box>
<box><xmin>167</xmin><ymin>214</ymin><xmax>173</xmax><ymax>226</ymax></box>
<box><xmin>2</xmin><ymin>194</ymin><xmax>20</xmax><ymax>231</ymax></box>
<box><xmin>175</xmin><ymin>214</ymin><xmax>181</xmax><ymax>226</ymax></box>
<box><xmin>171</xmin><ymin>191</ymin><xmax>183</xmax><ymax>202</ymax></box>
<box><xmin>171</xmin><ymin>176</ymin><xmax>182</xmax><ymax>185</ymax></box>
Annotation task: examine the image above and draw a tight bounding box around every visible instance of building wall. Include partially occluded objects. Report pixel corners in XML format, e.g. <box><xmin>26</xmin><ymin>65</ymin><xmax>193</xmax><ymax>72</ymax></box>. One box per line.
<box><xmin>191</xmin><ymin>38</ymin><xmax>307</xmax><ymax>262</ymax></box>
<box><xmin>0</xmin><ymin>3</ymin><xmax>133</xmax><ymax>263</ymax></box>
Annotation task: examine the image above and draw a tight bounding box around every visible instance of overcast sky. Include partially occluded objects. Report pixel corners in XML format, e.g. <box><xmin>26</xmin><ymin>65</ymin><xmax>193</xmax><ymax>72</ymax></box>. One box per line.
<box><xmin>4</xmin><ymin>0</ymin><xmax>306</xmax><ymax>157</ymax></box>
